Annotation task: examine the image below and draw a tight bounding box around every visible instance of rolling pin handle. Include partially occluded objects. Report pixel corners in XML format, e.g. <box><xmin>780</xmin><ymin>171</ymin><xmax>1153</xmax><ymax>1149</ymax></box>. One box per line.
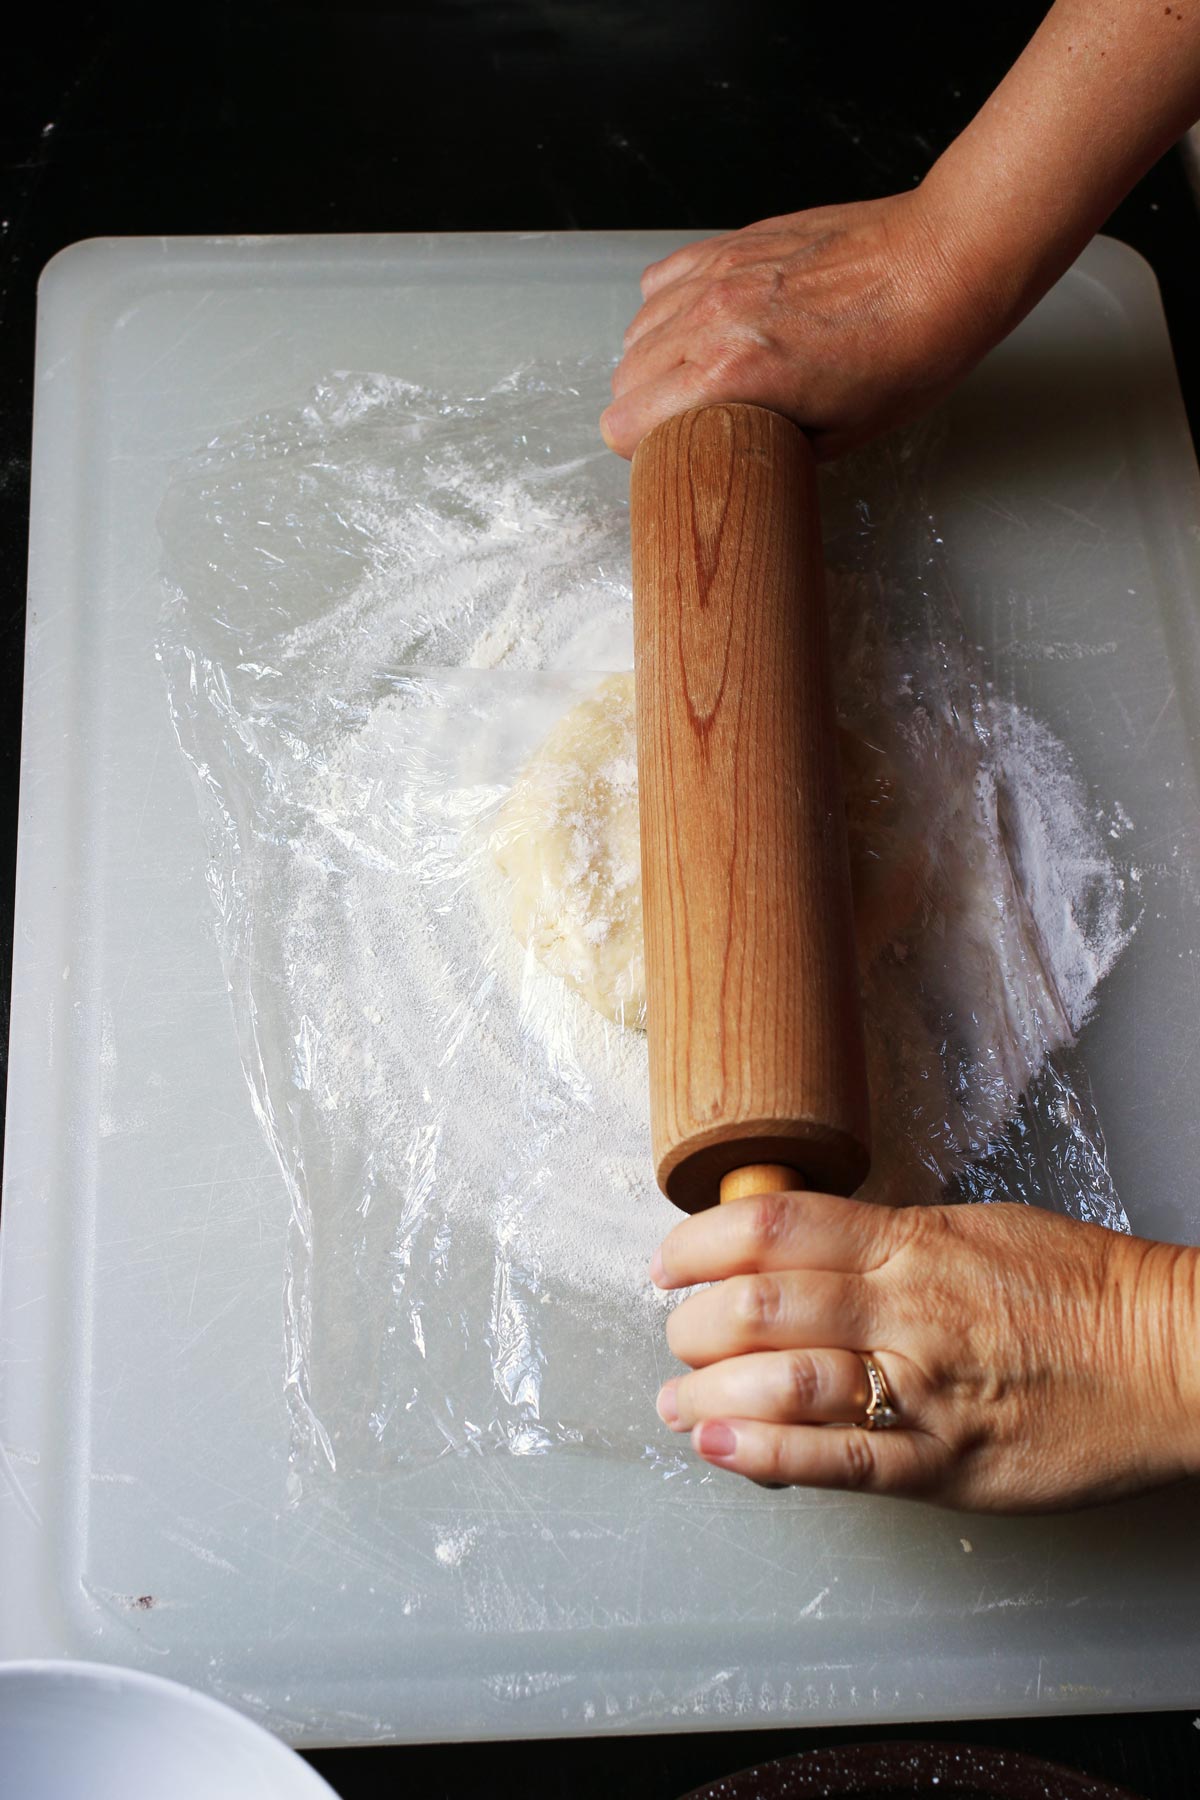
<box><xmin>719</xmin><ymin>1164</ymin><xmax>805</xmax><ymax>1205</ymax></box>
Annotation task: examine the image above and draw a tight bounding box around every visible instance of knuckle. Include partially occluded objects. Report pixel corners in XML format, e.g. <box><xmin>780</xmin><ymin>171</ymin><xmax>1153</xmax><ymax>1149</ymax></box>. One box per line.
<box><xmin>734</xmin><ymin>1273</ymin><xmax>783</xmax><ymax>1338</ymax></box>
<box><xmin>900</xmin><ymin>1202</ymin><xmax>949</xmax><ymax>1251</ymax></box>
<box><xmin>877</xmin><ymin>1201</ymin><xmax>949</xmax><ymax>1274</ymax></box>
<box><xmin>783</xmin><ymin>1350</ymin><xmax>824</xmax><ymax>1415</ymax></box>
<box><xmin>692</xmin><ymin>276</ymin><xmax>739</xmax><ymax>324</ymax></box>
<box><xmin>740</xmin><ymin>1193</ymin><xmax>791</xmax><ymax>1260</ymax></box>
<box><xmin>761</xmin><ymin>1430</ymin><xmax>791</xmax><ymax>1485</ymax></box>
<box><xmin>709</xmin><ymin>244</ymin><xmax>745</xmax><ymax>277</ymax></box>
<box><xmin>840</xmin><ymin>1428</ymin><xmax>880</xmax><ymax>1492</ymax></box>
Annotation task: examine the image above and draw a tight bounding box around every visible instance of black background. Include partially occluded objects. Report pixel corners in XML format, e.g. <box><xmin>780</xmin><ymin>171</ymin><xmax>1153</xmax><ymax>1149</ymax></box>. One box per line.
<box><xmin>3</xmin><ymin>5</ymin><xmax>1199</xmax><ymax>1796</ymax></box>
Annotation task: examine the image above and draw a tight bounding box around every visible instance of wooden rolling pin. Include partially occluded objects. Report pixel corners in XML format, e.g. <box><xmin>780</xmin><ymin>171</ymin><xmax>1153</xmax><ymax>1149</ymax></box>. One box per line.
<box><xmin>630</xmin><ymin>403</ymin><xmax>871</xmax><ymax>1214</ymax></box>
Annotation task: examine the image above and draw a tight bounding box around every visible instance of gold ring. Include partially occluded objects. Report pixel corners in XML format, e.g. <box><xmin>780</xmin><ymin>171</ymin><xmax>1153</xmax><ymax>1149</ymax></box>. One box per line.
<box><xmin>858</xmin><ymin>1352</ymin><xmax>900</xmax><ymax>1430</ymax></box>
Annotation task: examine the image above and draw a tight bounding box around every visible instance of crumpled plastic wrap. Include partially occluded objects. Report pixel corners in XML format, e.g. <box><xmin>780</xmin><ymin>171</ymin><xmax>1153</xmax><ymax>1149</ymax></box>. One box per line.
<box><xmin>157</xmin><ymin>361</ymin><xmax>1137</xmax><ymax>1492</ymax></box>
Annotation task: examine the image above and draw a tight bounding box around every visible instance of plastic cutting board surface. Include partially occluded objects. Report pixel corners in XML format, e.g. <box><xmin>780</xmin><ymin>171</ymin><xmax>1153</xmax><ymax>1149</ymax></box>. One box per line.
<box><xmin>2</xmin><ymin>233</ymin><xmax>1200</xmax><ymax>1745</ymax></box>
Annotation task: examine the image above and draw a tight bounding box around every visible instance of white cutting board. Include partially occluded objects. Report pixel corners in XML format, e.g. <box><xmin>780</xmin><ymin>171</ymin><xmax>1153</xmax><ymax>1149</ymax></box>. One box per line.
<box><xmin>2</xmin><ymin>232</ymin><xmax>1200</xmax><ymax>1747</ymax></box>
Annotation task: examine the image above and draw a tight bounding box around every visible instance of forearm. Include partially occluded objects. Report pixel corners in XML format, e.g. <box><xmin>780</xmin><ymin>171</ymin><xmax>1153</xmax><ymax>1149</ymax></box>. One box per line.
<box><xmin>922</xmin><ymin>0</ymin><xmax>1200</xmax><ymax>334</ymax></box>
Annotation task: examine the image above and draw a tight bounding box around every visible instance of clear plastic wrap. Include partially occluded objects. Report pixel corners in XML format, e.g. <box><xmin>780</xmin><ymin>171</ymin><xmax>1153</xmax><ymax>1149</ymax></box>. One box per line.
<box><xmin>156</xmin><ymin>362</ymin><xmax>1138</xmax><ymax>1492</ymax></box>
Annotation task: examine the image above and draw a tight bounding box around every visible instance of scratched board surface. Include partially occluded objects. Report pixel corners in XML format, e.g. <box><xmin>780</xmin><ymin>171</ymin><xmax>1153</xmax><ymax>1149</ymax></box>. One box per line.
<box><xmin>2</xmin><ymin>235</ymin><xmax>1200</xmax><ymax>1746</ymax></box>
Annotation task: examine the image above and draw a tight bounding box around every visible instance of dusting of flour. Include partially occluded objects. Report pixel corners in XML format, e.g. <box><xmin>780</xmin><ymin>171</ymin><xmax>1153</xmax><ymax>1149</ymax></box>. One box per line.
<box><xmin>159</xmin><ymin>365</ymin><xmax>1139</xmax><ymax>1474</ymax></box>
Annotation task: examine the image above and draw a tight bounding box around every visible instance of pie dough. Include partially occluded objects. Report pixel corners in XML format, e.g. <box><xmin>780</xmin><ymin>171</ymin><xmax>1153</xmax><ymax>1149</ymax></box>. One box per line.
<box><xmin>493</xmin><ymin>674</ymin><xmax>646</xmax><ymax>1029</ymax></box>
<box><xmin>492</xmin><ymin>671</ymin><xmax>927</xmax><ymax>1035</ymax></box>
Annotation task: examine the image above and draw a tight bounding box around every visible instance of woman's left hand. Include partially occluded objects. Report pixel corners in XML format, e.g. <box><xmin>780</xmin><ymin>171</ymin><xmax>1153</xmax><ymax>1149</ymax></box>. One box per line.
<box><xmin>652</xmin><ymin>1191</ymin><xmax>1200</xmax><ymax>1512</ymax></box>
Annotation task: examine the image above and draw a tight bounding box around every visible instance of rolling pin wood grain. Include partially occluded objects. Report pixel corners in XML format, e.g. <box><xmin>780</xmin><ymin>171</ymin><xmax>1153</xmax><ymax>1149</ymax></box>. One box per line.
<box><xmin>631</xmin><ymin>403</ymin><xmax>871</xmax><ymax>1214</ymax></box>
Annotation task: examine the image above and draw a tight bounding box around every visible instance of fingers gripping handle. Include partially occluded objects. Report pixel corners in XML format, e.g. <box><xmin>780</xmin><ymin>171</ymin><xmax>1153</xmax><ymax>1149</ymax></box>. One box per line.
<box><xmin>630</xmin><ymin>404</ymin><xmax>871</xmax><ymax>1214</ymax></box>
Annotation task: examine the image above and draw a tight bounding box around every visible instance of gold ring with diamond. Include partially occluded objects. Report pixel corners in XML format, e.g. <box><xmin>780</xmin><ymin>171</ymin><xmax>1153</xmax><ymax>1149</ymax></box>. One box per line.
<box><xmin>858</xmin><ymin>1352</ymin><xmax>901</xmax><ymax>1430</ymax></box>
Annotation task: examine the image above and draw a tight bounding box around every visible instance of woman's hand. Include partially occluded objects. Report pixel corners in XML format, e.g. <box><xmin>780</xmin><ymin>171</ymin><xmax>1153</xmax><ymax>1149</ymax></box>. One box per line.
<box><xmin>600</xmin><ymin>191</ymin><xmax>1008</xmax><ymax>463</ymax></box>
<box><xmin>603</xmin><ymin>0</ymin><xmax>1200</xmax><ymax>464</ymax></box>
<box><xmin>652</xmin><ymin>1192</ymin><xmax>1200</xmax><ymax>1512</ymax></box>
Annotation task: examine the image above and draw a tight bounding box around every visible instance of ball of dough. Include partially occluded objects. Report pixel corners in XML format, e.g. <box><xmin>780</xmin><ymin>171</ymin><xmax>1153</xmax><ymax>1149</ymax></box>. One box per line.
<box><xmin>493</xmin><ymin>673</ymin><xmax>930</xmax><ymax>1033</ymax></box>
<box><xmin>492</xmin><ymin>671</ymin><xmax>953</xmax><ymax>1206</ymax></box>
<box><xmin>492</xmin><ymin>674</ymin><xmax>646</xmax><ymax>1029</ymax></box>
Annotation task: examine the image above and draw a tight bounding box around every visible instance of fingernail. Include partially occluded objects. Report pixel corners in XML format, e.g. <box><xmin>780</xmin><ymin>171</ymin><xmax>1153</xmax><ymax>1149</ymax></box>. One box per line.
<box><xmin>697</xmin><ymin>1421</ymin><xmax>737</xmax><ymax>1459</ymax></box>
<box><xmin>599</xmin><ymin>411</ymin><xmax>616</xmax><ymax>451</ymax></box>
<box><xmin>656</xmin><ymin>1381</ymin><xmax>679</xmax><ymax>1426</ymax></box>
<box><xmin>649</xmin><ymin>1245</ymin><xmax>665</xmax><ymax>1286</ymax></box>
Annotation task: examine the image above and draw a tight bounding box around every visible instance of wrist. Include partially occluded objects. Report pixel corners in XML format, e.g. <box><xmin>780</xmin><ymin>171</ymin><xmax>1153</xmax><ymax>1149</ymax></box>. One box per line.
<box><xmin>910</xmin><ymin>142</ymin><xmax>1070</xmax><ymax>351</ymax></box>
<box><xmin>1162</xmin><ymin>1242</ymin><xmax>1200</xmax><ymax>1478</ymax></box>
<box><xmin>1125</xmin><ymin>1237</ymin><xmax>1200</xmax><ymax>1481</ymax></box>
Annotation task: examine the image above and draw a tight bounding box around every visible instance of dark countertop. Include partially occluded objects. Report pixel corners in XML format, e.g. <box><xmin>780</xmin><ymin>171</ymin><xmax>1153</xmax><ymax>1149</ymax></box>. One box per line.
<box><xmin>3</xmin><ymin>5</ymin><xmax>1199</xmax><ymax>1796</ymax></box>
